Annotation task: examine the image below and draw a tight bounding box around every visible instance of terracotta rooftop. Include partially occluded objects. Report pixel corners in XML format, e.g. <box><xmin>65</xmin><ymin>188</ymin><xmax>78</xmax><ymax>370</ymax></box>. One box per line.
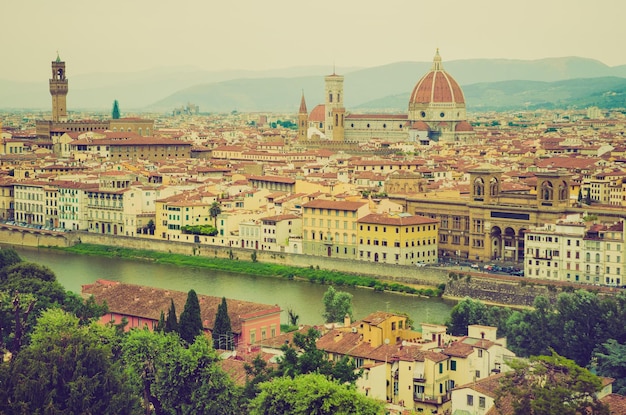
<box><xmin>81</xmin><ymin>279</ymin><xmax>280</xmax><ymax>334</ymax></box>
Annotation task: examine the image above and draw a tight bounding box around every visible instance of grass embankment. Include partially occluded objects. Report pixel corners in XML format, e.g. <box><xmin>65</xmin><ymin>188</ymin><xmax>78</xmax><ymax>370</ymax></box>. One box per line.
<box><xmin>62</xmin><ymin>244</ymin><xmax>444</xmax><ymax>297</ymax></box>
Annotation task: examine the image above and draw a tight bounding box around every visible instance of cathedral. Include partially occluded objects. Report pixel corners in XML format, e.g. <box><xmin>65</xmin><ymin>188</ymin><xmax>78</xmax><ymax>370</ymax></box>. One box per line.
<box><xmin>298</xmin><ymin>50</ymin><xmax>475</xmax><ymax>145</ymax></box>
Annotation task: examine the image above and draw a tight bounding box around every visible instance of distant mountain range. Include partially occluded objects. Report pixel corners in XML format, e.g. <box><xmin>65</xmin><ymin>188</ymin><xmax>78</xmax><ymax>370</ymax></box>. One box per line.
<box><xmin>1</xmin><ymin>57</ymin><xmax>626</xmax><ymax>113</ymax></box>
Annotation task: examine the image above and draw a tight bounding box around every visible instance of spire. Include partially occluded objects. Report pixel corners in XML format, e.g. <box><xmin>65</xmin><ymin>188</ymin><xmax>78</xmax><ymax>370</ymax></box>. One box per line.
<box><xmin>431</xmin><ymin>48</ymin><xmax>443</xmax><ymax>71</ymax></box>
<box><xmin>299</xmin><ymin>90</ymin><xmax>307</xmax><ymax>114</ymax></box>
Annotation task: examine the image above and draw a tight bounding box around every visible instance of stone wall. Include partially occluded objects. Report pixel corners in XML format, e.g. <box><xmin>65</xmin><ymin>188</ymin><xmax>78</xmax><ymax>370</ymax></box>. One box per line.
<box><xmin>74</xmin><ymin>231</ymin><xmax>449</xmax><ymax>286</ymax></box>
<box><xmin>0</xmin><ymin>227</ymin><xmax>71</xmax><ymax>248</ymax></box>
<box><xmin>444</xmin><ymin>274</ymin><xmax>559</xmax><ymax>307</ymax></box>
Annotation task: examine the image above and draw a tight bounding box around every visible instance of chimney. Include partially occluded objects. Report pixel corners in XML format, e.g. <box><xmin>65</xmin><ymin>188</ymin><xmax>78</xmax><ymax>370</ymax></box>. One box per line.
<box><xmin>344</xmin><ymin>314</ymin><xmax>351</xmax><ymax>328</ymax></box>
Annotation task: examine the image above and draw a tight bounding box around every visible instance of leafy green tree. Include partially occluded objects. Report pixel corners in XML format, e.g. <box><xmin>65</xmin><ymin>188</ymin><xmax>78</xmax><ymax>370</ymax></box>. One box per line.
<box><xmin>2</xmin><ymin>308</ymin><xmax>140</xmax><ymax>414</ymax></box>
<box><xmin>0</xmin><ymin>246</ymin><xmax>22</xmax><ymax>270</ymax></box>
<box><xmin>122</xmin><ymin>329</ymin><xmax>240</xmax><ymax>415</ymax></box>
<box><xmin>248</xmin><ymin>373</ymin><xmax>384</xmax><ymax>415</ymax></box>
<box><xmin>178</xmin><ymin>289</ymin><xmax>203</xmax><ymax>344</ymax></box>
<box><xmin>243</xmin><ymin>354</ymin><xmax>277</xmax><ymax>403</ymax></box>
<box><xmin>505</xmin><ymin>296</ymin><xmax>556</xmax><ymax>357</ymax></box>
<box><xmin>277</xmin><ymin>327</ymin><xmax>360</xmax><ymax>385</ymax></box>
<box><xmin>553</xmin><ymin>290</ymin><xmax>606</xmax><ymax>366</ymax></box>
<box><xmin>164</xmin><ymin>298</ymin><xmax>178</xmax><ymax>334</ymax></box>
<box><xmin>445</xmin><ymin>297</ymin><xmax>490</xmax><ymax>335</ymax></box>
<box><xmin>593</xmin><ymin>339</ymin><xmax>626</xmax><ymax>395</ymax></box>
<box><xmin>0</xmin><ymin>262</ymin><xmax>66</xmax><ymax>352</ymax></box>
<box><xmin>63</xmin><ymin>291</ymin><xmax>108</xmax><ymax>325</ymax></box>
<box><xmin>212</xmin><ymin>297</ymin><xmax>233</xmax><ymax>350</ymax></box>
<box><xmin>322</xmin><ymin>286</ymin><xmax>353</xmax><ymax>323</ymax></box>
<box><xmin>112</xmin><ymin>99</ymin><xmax>120</xmax><ymax>119</ymax></box>
<box><xmin>497</xmin><ymin>351</ymin><xmax>609</xmax><ymax>415</ymax></box>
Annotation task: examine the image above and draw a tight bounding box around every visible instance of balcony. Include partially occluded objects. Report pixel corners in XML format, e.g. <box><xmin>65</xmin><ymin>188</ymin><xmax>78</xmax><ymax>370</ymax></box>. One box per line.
<box><xmin>413</xmin><ymin>392</ymin><xmax>451</xmax><ymax>404</ymax></box>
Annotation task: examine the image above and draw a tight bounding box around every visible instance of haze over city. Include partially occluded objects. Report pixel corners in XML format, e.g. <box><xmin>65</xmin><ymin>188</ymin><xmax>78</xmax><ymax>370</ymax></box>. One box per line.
<box><xmin>3</xmin><ymin>0</ymin><xmax>626</xmax><ymax>82</ymax></box>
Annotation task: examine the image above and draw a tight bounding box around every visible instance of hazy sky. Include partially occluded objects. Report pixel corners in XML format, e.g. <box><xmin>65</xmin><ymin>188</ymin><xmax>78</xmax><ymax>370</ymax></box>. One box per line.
<box><xmin>3</xmin><ymin>0</ymin><xmax>625</xmax><ymax>81</ymax></box>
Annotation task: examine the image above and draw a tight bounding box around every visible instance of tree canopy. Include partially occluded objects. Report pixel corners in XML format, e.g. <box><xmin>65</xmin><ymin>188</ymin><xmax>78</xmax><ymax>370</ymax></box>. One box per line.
<box><xmin>322</xmin><ymin>286</ymin><xmax>353</xmax><ymax>323</ymax></box>
<box><xmin>122</xmin><ymin>329</ymin><xmax>240</xmax><ymax>415</ymax></box>
<box><xmin>497</xmin><ymin>351</ymin><xmax>609</xmax><ymax>415</ymax></box>
<box><xmin>2</xmin><ymin>309</ymin><xmax>139</xmax><ymax>414</ymax></box>
<box><xmin>248</xmin><ymin>373</ymin><xmax>384</xmax><ymax>415</ymax></box>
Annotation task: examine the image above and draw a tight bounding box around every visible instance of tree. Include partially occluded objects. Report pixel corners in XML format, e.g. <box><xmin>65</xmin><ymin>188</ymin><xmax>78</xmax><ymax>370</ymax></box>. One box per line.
<box><xmin>212</xmin><ymin>297</ymin><xmax>233</xmax><ymax>350</ymax></box>
<box><xmin>122</xmin><ymin>329</ymin><xmax>240</xmax><ymax>415</ymax></box>
<box><xmin>0</xmin><ymin>262</ymin><xmax>67</xmax><ymax>352</ymax></box>
<box><xmin>112</xmin><ymin>99</ymin><xmax>120</xmax><ymax>119</ymax></box>
<box><xmin>248</xmin><ymin>373</ymin><xmax>384</xmax><ymax>415</ymax></box>
<box><xmin>593</xmin><ymin>339</ymin><xmax>626</xmax><ymax>395</ymax></box>
<box><xmin>0</xmin><ymin>246</ymin><xmax>22</xmax><ymax>270</ymax></box>
<box><xmin>446</xmin><ymin>297</ymin><xmax>489</xmax><ymax>336</ymax></box>
<box><xmin>322</xmin><ymin>286</ymin><xmax>353</xmax><ymax>324</ymax></box>
<box><xmin>2</xmin><ymin>308</ymin><xmax>140</xmax><ymax>414</ymax></box>
<box><xmin>496</xmin><ymin>351</ymin><xmax>609</xmax><ymax>415</ymax></box>
<box><xmin>277</xmin><ymin>327</ymin><xmax>360</xmax><ymax>385</ymax></box>
<box><xmin>178</xmin><ymin>289</ymin><xmax>203</xmax><ymax>344</ymax></box>
<box><xmin>156</xmin><ymin>310</ymin><xmax>166</xmax><ymax>332</ymax></box>
<box><xmin>243</xmin><ymin>354</ymin><xmax>276</xmax><ymax>403</ymax></box>
<box><xmin>209</xmin><ymin>201</ymin><xmax>222</xmax><ymax>227</ymax></box>
<box><xmin>164</xmin><ymin>298</ymin><xmax>178</xmax><ymax>334</ymax></box>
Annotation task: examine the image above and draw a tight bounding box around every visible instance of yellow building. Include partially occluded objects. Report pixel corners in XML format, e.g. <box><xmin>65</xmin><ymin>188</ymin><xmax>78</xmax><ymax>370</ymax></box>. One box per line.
<box><xmin>302</xmin><ymin>199</ymin><xmax>370</xmax><ymax>258</ymax></box>
<box><xmin>357</xmin><ymin>212</ymin><xmax>438</xmax><ymax>265</ymax></box>
<box><xmin>317</xmin><ymin>312</ymin><xmax>452</xmax><ymax>413</ymax></box>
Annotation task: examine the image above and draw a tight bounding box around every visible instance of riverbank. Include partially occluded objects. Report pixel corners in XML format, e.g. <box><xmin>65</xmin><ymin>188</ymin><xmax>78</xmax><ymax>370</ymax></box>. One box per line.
<box><xmin>61</xmin><ymin>244</ymin><xmax>446</xmax><ymax>298</ymax></box>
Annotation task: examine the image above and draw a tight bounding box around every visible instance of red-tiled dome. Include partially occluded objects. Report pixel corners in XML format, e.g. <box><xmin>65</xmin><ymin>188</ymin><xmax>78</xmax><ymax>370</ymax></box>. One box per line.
<box><xmin>409</xmin><ymin>121</ymin><xmax>430</xmax><ymax>131</ymax></box>
<box><xmin>409</xmin><ymin>50</ymin><xmax>465</xmax><ymax>105</ymax></box>
<box><xmin>455</xmin><ymin>120</ymin><xmax>473</xmax><ymax>132</ymax></box>
<box><xmin>309</xmin><ymin>104</ymin><xmax>325</xmax><ymax>122</ymax></box>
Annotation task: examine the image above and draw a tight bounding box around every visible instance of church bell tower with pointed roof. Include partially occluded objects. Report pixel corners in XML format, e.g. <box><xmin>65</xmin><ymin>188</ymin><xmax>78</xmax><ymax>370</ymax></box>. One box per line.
<box><xmin>298</xmin><ymin>91</ymin><xmax>308</xmax><ymax>141</ymax></box>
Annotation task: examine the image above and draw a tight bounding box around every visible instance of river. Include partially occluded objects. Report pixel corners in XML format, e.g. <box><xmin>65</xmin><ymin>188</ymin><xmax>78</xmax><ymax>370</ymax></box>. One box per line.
<box><xmin>11</xmin><ymin>246</ymin><xmax>456</xmax><ymax>327</ymax></box>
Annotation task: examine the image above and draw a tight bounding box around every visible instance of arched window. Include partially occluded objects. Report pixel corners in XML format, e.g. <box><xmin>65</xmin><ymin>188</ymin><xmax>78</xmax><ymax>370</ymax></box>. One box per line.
<box><xmin>542</xmin><ymin>181</ymin><xmax>554</xmax><ymax>201</ymax></box>
<box><xmin>490</xmin><ymin>177</ymin><xmax>499</xmax><ymax>196</ymax></box>
<box><xmin>474</xmin><ymin>178</ymin><xmax>484</xmax><ymax>197</ymax></box>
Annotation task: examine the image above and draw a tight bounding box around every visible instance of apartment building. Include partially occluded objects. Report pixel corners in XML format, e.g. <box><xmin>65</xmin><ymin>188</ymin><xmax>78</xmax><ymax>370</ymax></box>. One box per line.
<box><xmin>356</xmin><ymin>212</ymin><xmax>438</xmax><ymax>266</ymax></box>
<box><xmin>524</xmin><ymin>215</ymin><xmax>625</xmax><ymax>286</ymax></box>
<box><xmin>302</xmin><ymin>199</ymin><xmax>370</xmax><ymax>259</ymax></box>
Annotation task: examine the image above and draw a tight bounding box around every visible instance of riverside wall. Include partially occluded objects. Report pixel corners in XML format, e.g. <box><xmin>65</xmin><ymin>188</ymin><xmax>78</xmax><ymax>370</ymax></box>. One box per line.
<box><xmin>1</xmin><ymin>227</ymin><xmax>573</xmax><ymax>308</ymax></box>
<box><xmin>71</xmin><ymin>231</ymin><xmax>449</xmax><ymax>287</ymax></box>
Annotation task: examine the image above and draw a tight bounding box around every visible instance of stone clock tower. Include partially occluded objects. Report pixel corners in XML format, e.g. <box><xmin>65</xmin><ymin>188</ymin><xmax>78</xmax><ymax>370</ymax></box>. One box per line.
<box><xmin>50</xmin><ymin>52</ymin><xmax>68</xmax><ymax>122</ymax></box>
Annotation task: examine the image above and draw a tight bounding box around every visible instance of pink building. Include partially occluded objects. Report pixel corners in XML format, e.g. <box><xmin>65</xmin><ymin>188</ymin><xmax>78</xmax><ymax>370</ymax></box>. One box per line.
<box><xmin>82</xmin><ymin>279</ymin><xmax>281</xmax><ymax>348</ymax></box>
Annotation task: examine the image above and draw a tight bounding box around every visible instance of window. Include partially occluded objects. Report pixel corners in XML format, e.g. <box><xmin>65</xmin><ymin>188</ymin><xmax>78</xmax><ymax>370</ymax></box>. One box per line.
<box><xmin>475</xmin><ymin>370</ymin><xmax>481</xmax><ymax>379</ymax></box>
<box><xmin>450</xmin><ymin>360</ymin><xmax>457</xmax><ymax>371</ymax></box>
<box><xmin>478</xmin><ymin>349</ymin><xmax>483</xmax><ymax>357</ymax></box>
<box><xmin>467</xmin><ymin>394</ymin><xmax>474</xmax><ymax>406</ymax></box>
<box><xmin>479</xmin><ymin>396</ymin><xmax>486</xmax><ymax>409</ymax></box>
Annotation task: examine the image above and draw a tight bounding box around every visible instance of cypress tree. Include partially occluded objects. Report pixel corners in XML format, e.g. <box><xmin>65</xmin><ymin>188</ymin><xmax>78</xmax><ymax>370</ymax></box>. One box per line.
<box><xmin>212</xmin><ymin>297</ymin><xmax>233</xmax><ymax>350</ymax></box>
<box><xmin>164</xmin><ymin>299</ymin><xmax>178</xmax><ymax>333</ymax></box>
<box><xmin>178</xmin><ymin>289</ymin><xmax>203</xmax><ymax>344</ymax></box>
<box><xmin>155</xmin><ymin>310</ymin><xmax>166</xmax><ymax>332</ymax></box>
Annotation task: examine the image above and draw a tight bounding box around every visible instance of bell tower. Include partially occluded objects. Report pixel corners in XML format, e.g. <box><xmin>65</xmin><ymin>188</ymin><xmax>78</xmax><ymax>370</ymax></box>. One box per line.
<box><xmin>324</xmin><ymin>70</ymin><xmax>345</xmax><ymax>141</ymax></box>
<box><xmin>298</xmin><ymin>91</ymin><xmax>308</xmax><ymax>141</ymax></box>
<box><xmin>50</xmin><ymin>52</ymin><xmax>68</xmax><ymax>122</ymax></box>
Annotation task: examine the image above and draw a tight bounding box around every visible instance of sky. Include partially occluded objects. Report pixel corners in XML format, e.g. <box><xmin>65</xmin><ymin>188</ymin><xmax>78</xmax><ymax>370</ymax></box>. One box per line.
<box><xmin>3</xmin><ymin>0</ymin><xmax>625</xmax><ymax>82</ymax></box>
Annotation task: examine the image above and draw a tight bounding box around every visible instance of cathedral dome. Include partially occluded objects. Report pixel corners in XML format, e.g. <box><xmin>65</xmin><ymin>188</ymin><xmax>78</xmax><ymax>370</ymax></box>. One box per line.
<box><xmin>408</xmin><ymin>50</ymin><xmax>465</xmax><ymax>105</ymax></box>
<box><xmin>309</xmin><ymin>104</ymin><xmax>325</xmax><ymax>122</ymax></box>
